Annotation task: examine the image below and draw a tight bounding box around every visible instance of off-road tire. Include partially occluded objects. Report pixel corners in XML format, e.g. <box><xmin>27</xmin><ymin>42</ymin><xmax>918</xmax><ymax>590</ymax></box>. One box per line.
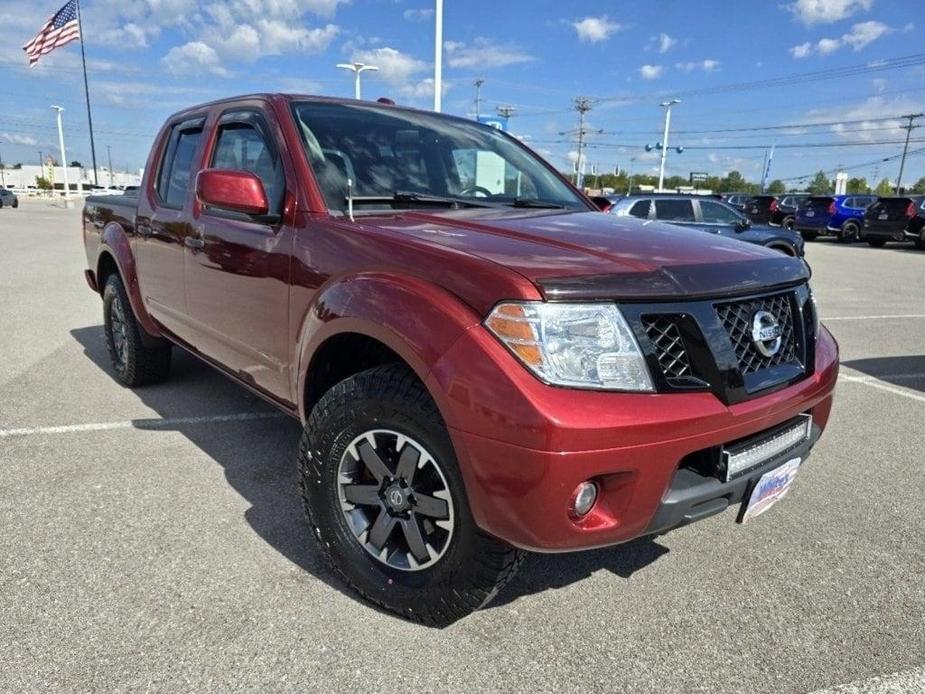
<box><xmin>866</xmin><ymin>238</ymin><xmax>887</xmax><ymax>248</ymax></box>
<box><xmin>102</xmin><ymin>274</ymin><xmax>172</xmax><ymax>386</ymax></box>
<box><xmin>839</xmin><ymin>221</ymin><xmax>860</xmax><ymax>243</ymax></box>
<box><xmin>300</xmin><ymin>364</ymin><xmax>524</xmax><ymax>626</ymax></box>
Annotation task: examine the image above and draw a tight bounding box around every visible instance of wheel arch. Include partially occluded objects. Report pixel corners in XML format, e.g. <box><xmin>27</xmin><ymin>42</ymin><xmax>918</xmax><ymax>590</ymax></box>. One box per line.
<box><xmin>96</xmin><ymin>221</ymin><xmax>163</xmax><ymax>339</ymax></box>
<box><xmin>295</xmin><ymin>272</ymin><xmax>483</xmax><ymax>424</ymax></box>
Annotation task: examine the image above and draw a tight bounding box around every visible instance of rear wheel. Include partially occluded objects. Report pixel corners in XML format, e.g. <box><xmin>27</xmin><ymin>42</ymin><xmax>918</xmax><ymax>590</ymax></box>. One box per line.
<box><xmin>839</xmin><ymin>221</ymin><xmax>860</xmax><ymax>243</ymax></box>
<box><xmin>867</xmin><ymin>238</ymin><xmax>887</xmax><ymax>248</ymax></box>
<box><xmin>782</xmin><ymin>216</ymin><xmax>795</xmax><ymax>230</ymax></box>
<box><xmin>300</xmin><ymin>364</ymin><xmax>524</xmax><ymax>626</ymax></box>
<box><xmin>103</xmin><ymin>274</ymin><xmax>172</xmax><ymax>386</ymax></box>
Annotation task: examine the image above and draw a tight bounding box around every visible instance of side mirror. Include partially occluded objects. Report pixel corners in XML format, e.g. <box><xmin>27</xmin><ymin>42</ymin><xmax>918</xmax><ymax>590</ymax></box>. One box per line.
<box><xmin>196</xmin><ymin>168</ymin><xmax>269</xmax><ymax>216</ymax></box>
<box><xmin>589</xmin><ymin>196</ymin><xmax>613</xmax><ymax>213</ymax></box>
<box><xmin>736</xmin><ymin>217</ymin><xmax>751</xmax><ymax>231</ymax></box>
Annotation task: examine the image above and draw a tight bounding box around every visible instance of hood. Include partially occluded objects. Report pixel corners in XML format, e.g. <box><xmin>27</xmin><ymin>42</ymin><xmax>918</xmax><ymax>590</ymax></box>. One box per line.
<box><xmin>364</xmin><ymin>209</ymin><xmax>809</xmax><ymax>302</ymax></box>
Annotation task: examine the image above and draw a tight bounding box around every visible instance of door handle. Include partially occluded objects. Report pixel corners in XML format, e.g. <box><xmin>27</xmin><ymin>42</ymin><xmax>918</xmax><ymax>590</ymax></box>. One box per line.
<box><xmin>185</xmin><ymin>236</ymin><xmax>205</xmax><ymax>249</ymax></box>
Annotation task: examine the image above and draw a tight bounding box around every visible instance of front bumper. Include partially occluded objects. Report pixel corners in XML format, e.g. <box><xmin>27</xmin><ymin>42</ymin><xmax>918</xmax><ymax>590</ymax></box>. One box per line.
<box><xmin>428</xmin><ymin>324</ymin><xmax>839</xmax><ymax>552</ymax></box>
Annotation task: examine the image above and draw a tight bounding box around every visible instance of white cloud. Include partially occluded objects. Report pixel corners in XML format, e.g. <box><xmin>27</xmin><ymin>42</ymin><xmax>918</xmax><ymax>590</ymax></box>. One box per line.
<box><xmin>676</xmin><ymin>59</ymin><xmax>720</xmax><ymax>72</ymax></box>
<box><xmin>351</xmin><ymin>46</ymin><xmax>428</xmax><ymax>86</ymax></box>
<box><xmin>656</xmin><ymin>32</ymin><xmax>676</xmax><ymax>53</ymax></box>
<box><xmin>1</xmin><ymin>132</ymin><xmax>37</xmax><ymax>146</ymax></box>
<box><xmin>803</xmin><ymin>95</ymin><xmax>925</xmax><ymax>142</ymax></box>
<box><xmin>162</xmin><ymin>41</ymin><xmax>231</xmax><ymax>77</ymax></box>
<box><xmin>789</xmin><ymin>20</ymin><xmax>889</xmax><ymax>57</ymax></box>
<box><xmin>786</xmin><ymin>0</ymin><xmax>873</xmax><ymax>25</ymax></box>
<box><xmin>444</xmin><ymin>37</ymin><xmax>533</xmax><ymax>69</ymax></box>
<box><xmin>403</xmin><ymin>8</ymin><xmax>434</xmax><ymax>22</ymax></box>
<box><xmin>572</xmin><ymin>16</ymin><xmax>622</xmax><ymax>43</ymax></box>
<box><xmin>639</xmin><ymin>64</ymin><xmax>663</xmax><ymax>80</ymax></box>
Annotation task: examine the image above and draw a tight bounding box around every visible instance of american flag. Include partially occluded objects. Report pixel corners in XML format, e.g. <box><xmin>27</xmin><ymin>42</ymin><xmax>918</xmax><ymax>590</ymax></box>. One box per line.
<box><xmin>23</xmin><ymin>0</ymin><xmax>81</xmax><ymax>67</ymax></box>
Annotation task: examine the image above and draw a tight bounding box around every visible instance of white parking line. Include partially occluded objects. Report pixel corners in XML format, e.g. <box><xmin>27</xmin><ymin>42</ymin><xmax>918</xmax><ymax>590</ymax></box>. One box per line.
<box><xmin>824</xmin><ymin>314</ymin><xmax>925</xmax><ymax>321</ymax></box>
<box><xmin>840</xmin><ymin>374</ymin><xmax>925</xmax><ymax>404</ymax></box>
<box><xmin>0</xmin><ymin>412</ymin><xmax>287</xmax><ymax>439</ymax></box>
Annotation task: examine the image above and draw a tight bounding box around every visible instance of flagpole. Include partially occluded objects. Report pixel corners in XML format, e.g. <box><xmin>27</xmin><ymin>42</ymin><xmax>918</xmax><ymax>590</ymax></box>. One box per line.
<box><xmin>75</xmin><ymin>0</ymin><xmax>98</xmax><ymax>186</ymax></box>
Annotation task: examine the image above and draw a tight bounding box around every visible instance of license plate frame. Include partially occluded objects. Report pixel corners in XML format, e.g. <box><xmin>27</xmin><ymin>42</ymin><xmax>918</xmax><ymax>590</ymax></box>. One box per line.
<box><xmin>738</xmin><ymin>457</ymin><xmax>801</xmax><ymax>523</ymax></box>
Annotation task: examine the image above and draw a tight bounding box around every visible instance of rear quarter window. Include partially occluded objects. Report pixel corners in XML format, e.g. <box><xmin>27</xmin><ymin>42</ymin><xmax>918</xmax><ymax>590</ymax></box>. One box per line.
<box><xmin>654</xmin><ymin>199</ymin><xmax>695</xmax><ymax>221</ymax></box>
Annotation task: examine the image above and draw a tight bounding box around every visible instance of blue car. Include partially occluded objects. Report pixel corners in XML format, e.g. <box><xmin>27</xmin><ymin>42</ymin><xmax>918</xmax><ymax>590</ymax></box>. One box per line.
<box><xmin>794</xmin><ymin>194</ymin><xmax>877</xmax><ymax>243</ymax></box>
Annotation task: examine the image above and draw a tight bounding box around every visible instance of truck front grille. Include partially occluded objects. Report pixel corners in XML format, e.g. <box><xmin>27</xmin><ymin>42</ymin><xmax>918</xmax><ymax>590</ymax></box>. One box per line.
<box><xmin>715</xmin><ymin>292</ymin><xmax>797</xmax><ymax>375</ymax></box>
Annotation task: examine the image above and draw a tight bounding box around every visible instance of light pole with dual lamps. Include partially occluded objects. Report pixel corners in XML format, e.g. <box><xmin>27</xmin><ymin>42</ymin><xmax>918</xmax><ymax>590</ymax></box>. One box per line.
<box><xmin>336</xmin><ymin>62</ymin><xmax>380</xmax><ymax>100</ymax></box>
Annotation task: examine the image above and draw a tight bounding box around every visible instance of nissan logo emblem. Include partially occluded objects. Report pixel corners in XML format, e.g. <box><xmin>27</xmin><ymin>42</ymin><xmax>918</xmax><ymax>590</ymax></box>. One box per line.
<box><xmin>751</xmin><ymin>310</ymin><xmax>783</xmax><ymax>358</ymax></box>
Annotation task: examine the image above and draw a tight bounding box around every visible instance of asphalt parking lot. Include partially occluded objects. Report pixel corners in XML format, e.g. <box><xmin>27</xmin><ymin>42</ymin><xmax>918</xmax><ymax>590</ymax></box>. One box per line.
<box><xmin>1</xmin><ymin>200</ymin><xmax>923</xmax><ymax>693</ymax></box>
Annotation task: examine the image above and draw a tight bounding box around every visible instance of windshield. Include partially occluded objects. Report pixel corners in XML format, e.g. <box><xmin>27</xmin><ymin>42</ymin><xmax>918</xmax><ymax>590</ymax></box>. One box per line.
<box><xmin>291</xmin><ymin>101</ymin><xmax>587</xmax><ymax>214</ymax></box>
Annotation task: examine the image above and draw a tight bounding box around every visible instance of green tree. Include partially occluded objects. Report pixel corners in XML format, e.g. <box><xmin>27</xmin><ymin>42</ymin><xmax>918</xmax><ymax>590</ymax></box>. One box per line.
<box><xmin>874</xmin><ymin>178</ymin><xmax>894</xmax><ymax>196</ymax></box>
<box><xmin>722</xmin><ymin>170</ymin><xmax>747</xmax><ymax>191</ymax></box>
<box><xmin>910</xmin><ymin>176</ymin><xmax>925</xmax><ymax>194</ymax></box>
<box><xmin>35</xmin><ymin>176</ymin><xmax>52</xmax><ymax>190</ymax></box>
<box><xmin>807</xmin><ymin>170</ymin><xmax>832</xmax><ymax>194</ymax></box>
<box><xmin>766</xmin><ymin>179</ymin><xmax>786</xmax><ymax>194</ymax></box>
<box><xmin>846</xmin><ymin>177</ymin><xmax>869</xmax><ymax>194</ymax></box>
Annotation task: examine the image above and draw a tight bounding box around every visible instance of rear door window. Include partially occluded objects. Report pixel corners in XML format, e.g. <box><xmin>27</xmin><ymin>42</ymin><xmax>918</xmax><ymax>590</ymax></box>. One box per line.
<box><xmin>654</xmin><ymin>198</ymin><xmax>695</xmax><ymax>221</ymax></box>
<box><xmin>157</xmin><ymin>125</ymin><xmax>203</xmax><ymax>208</ymax></box>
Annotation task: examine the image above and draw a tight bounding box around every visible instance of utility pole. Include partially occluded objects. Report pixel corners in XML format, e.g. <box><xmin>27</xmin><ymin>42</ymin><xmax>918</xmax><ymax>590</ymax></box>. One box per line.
<box><xmin>107</xmin><ymin>145</ymin><xmax>114</xmax><ymax>187</ymax></box>
<box><xmin>657</xmin><ymin>99</ymin><xmax>680</xmax><ymax>191</ymax></box>
<box><xmin>51</xmin><ymin>105</ymin><xmax>70</xmax><ymax>205</ymax></box>
<box><xmin>895</xmin><ymin>113</ymin><xmax>923</xmax><ymax>193</ymax></box>
<box><xmin>574</xmin><ymin>97</ymin><xmax>594</xmax><ymax>189</ymax></box>
<box><xmin>473</xmin><ymin>79</ymin><xmax>485</xmax><ymax>120</ymax></box>
<box><xmin>627</xmin><ymin>157</ymin><xmax>636</xmax><ymax>195</ymax></box>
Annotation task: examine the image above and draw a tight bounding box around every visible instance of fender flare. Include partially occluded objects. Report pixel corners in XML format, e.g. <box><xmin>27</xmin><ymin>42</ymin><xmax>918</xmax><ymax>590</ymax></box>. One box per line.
<box><xmin>97</xmin><ymin>222</ymin><xmax>163</xmax><ymax>339</ymax></box>
<box><xmin>294</xmin><ymin>272</ymin><xmax>483</xmax><ymax>423</ymax></box>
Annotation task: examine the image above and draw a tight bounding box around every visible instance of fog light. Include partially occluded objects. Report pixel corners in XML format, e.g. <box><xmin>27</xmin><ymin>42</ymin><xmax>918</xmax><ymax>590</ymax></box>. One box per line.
<box><xmin>569</xmin><ymin>481</ymin><xmax>598</xmax><ymax>518</ymax></box>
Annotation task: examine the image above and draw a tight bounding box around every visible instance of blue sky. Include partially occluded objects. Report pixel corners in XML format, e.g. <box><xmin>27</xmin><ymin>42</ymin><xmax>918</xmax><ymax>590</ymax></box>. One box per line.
<box><xmin>1</xmin><ymin>0</ymin><xmax>923</xmax><ymax>186</ymax></box>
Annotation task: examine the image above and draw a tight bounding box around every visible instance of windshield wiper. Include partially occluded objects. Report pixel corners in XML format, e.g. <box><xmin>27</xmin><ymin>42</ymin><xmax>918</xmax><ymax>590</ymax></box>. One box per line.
<box><xmin>508</xmin><ymin>198</ymin><xmax>567</xmax><ymax>209</ymax></box>
<box><xmin>347</xmin><ymin>191</ymin><xmax>497</xmax><ymax>209</ymax></box>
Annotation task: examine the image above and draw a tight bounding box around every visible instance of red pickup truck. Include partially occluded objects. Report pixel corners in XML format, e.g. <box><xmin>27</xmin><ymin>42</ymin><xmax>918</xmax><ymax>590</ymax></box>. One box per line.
<box><xmin>83</xmin><ymin>94</ymin><xmax>838</xmax><ymax>625</ymax></box>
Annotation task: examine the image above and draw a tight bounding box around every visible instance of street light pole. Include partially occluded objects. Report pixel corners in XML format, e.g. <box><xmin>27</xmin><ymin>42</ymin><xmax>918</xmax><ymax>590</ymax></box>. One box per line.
<box><xmin>474</xmin><ymin>78</ymin><xmax>485</xmax><ymax>120</ymax></box>
<box><xmin>107</xmin><ymin>144</ymin><xmax>114</xmax><ymax>187</ymax></box>
<box><xmin>434</xmin><ymin>0</ymin><xmax>444</xmax><ymax>112</ymax></box>
<box><xmin>336</xmin><ymin>62</ymin><xmax>380</xmax><ymax>100</ymax></box>
<box><xmin>51</xmin><ymin>105</ymin><xmax>70</xmax><ymax>203</ymax></box>
<box><xmin>657</xmin><ymin>99</ymin><xmax>680</xmax><ymax>191</ymax></box>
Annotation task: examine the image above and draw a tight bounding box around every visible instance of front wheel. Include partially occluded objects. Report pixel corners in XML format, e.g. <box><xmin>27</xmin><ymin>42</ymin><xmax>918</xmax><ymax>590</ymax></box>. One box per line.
<box><xmin>839</xmin><ymin>221</ymin><xmax>860</xmax><ymax>243</ymax></box>
<box><xmin>300</xmin><ymin>364</ymin><xmax>524</xmax><ymax>626</ymax></box>
<box><xmin>867</xmin><ymin>238</ymin><xmax>887</xmax><ymax>248</ymax></box>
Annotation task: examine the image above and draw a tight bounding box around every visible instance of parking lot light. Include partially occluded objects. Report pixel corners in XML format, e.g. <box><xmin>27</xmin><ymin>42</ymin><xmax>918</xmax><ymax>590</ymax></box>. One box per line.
<box><xmin>657</xmin><ymin>99</ymin><xmax>680</xmax><ymax>191</ymax></box>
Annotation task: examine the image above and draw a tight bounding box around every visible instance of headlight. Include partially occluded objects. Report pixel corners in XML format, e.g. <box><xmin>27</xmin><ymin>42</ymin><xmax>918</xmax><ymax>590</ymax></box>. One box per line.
<box><xmin>484</xmin><ymin>302</ymin><xmax>654</xmax><ymax>391</ymax></box>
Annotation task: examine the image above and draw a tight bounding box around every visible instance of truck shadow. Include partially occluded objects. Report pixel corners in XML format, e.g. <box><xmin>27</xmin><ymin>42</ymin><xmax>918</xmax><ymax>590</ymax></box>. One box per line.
<box><xmin>842</xmin><ymin>355</ymin><xmax>925</xmax><ymax>394</ymax></box>
<box><xmin>71</xmin><ymin>325</ymin><xmax>668</xmax><ymax>627</ymax></box>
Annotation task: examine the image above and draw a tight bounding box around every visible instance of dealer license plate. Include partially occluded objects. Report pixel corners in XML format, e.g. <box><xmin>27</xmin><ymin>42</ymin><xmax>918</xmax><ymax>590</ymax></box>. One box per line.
<box><xmin>739</xmin><ymin>458</ymin><xmax>801</xmax><ymax>523</ymax></box>
<box><xmin>879</xmin><ymin>212</ymin><xmax>888</xmax><ymax>220</ymax></box>
<box><xmin>805</xmin><ymin>210</ymin><xmax>814</xmax><ymax>217</ymax></box>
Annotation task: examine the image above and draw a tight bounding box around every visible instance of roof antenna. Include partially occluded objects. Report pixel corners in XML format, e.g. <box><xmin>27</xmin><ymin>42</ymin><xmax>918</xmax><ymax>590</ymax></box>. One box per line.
<box><xmin>346</xmin><ymin>178</ymin><xmax>355</xmax><ymax>222</ymax></box>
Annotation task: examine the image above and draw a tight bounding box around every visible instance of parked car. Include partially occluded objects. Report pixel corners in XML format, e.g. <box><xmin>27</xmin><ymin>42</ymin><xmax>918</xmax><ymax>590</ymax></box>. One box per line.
<box><xmin>720</xmin><ymin>192</ymin><xmax>752</xmax><ymax>211</ymax></box>
<box><xmin>862</xmin><ymin>195</ymin><xmax>925</xmax><ymax>248</ymax></box>
<box><xmin>744</xmin><ymin>194</ymin><xmax>808</xmax><ymax>227</ymax></box>
<box><xmin>794</xmin><ymin>194</ymin><xmax>877</xmax><ymax>243</ymax></box>
<box><xmin>610</xmin><ymin>194</ymin><xmax>805</xmax><ymax>257</ymax></box>
<box><xmin>0</xmin><ymin>188</ymin><xmax>18</xmax><ymax>208</ymax></box>
<box><xmin>81</xmin><ymin>94</ymin><xmax>838</xmax><ymax>625</ymax></box>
